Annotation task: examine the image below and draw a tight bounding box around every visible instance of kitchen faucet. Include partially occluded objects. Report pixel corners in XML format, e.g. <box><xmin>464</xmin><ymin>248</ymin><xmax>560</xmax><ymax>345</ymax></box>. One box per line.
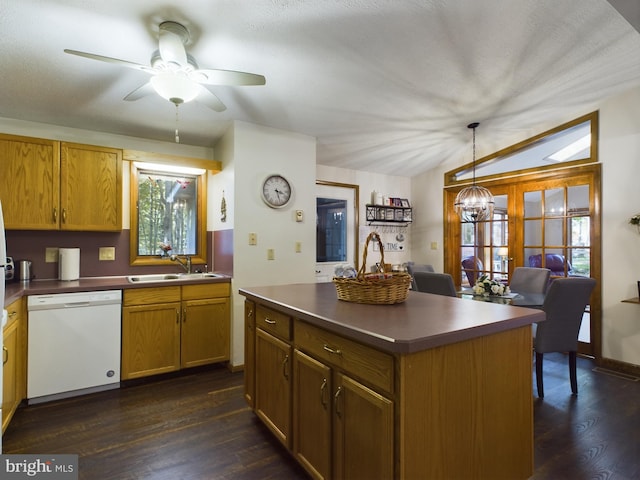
<box><xmin>170</xmin><ymin>254</ymin><xmax>192</xmax><ymax>274</ymax></box>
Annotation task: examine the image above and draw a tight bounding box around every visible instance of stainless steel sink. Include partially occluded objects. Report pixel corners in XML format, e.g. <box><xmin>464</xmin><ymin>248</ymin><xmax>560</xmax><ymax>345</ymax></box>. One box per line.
<box><xmin>126</xmin><ymin>273</ymin><xmax>223</xmax><ymax>283</ymax></box>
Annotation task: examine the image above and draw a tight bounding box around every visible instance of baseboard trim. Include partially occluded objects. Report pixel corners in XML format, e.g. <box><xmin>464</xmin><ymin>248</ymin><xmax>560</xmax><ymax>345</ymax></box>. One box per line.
<box><xmin>598</xmin><ymin>357</ymin><xmax>640</xmax><ymax>378</ymax></box>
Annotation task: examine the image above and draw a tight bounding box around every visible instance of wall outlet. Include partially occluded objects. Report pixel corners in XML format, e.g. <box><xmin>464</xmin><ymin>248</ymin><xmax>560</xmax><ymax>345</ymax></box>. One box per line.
<box><xmin>430</xmin><ymin>241</ymin><xmax>438</xmax><ymax>250</ymax></box>
<box><xmin>249</xmin><ymin>233</ymin><xmax>257</xmax><ymax>245</ymax></box>
<box><xmin>45</xmin><ymin>247</ymin><xmax>59</xmax><ymax>263</ymax></box>
<box><xmin>295</xmin><ymin>241</ymin><xmax>302</xmax><ymax>253</ymax></box>
<box><xmin>99</xmin><ymin>246</ymin><xmax>116</xmax><ymax>261</ymax></box>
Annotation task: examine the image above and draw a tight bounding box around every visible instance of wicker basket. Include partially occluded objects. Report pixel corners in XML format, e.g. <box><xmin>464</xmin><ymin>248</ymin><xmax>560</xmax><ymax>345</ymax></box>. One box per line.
<box><xmin>333</xmin><ymin>232</ymin><xmax>411</xmax><ymax>304</ymax></box>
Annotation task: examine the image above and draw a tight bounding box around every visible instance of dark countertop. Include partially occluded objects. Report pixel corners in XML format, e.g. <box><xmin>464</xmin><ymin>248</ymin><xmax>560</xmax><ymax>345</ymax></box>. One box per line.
<box><xmin>240</xmin><ymin>282</ymin><xmax>545</xmax><ymax>354</ymax></box>
<box><xmin>4</xmin><ymin>274</ymin><xmax>232</xmax><ymax>307</ymax></box>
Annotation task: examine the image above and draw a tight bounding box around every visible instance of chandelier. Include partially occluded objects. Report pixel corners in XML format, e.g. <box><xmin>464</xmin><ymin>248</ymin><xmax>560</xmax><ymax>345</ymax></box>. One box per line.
<box><xmin>454</xmin><ymin>122</ymin><xmax>495</xmax><ymax>222</ymax></box>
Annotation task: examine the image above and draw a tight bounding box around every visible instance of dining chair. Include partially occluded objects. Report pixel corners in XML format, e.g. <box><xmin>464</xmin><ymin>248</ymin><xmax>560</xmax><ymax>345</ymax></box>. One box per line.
<box><xmin>534</xmin><ymin>277</ymin><xmax>596</xmax><ymax>398</ymax></box>
<box><xmin>413</xmin><ymin>271</ymin><xmax>457</xmax><ymax>297</ymax></box>
<box><xmin>406</xmin><ymin>262</ymin><xmax>434</xmax><ymax>291</ymax></box>
<box><xmin>461</xmin><ymin>256</ymin><xmax>483</xmax><ymax>287</ymax></box>
<box><xmin>509</xmin><ymin>267</ymin><xmax>551</xmax><ymax>294</ymax></box>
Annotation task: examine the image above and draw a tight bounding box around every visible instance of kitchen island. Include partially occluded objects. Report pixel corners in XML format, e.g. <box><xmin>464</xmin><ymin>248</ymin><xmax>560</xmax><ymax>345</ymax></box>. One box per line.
<box><xmin>240</xmin><ymin>282</ymin><xmax>545</xmax><ymax>480</ymax></box>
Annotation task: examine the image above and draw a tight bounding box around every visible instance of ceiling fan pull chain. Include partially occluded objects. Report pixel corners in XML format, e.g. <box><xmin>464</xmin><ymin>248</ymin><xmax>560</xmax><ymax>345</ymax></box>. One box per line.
<box><xmin>175</xmin><ymin>103</ymin><xmax>180</xmax><ymax>143</ymax></box>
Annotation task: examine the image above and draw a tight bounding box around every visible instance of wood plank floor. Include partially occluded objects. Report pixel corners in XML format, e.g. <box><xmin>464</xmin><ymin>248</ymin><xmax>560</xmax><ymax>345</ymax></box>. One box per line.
<box><xmin>3</xmin><ymin>353</ymin><xmax>639</xmax><ymax>479</ymax></box>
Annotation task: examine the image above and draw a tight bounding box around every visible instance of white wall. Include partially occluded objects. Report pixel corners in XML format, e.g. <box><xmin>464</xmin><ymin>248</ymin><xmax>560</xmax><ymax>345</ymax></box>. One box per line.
<box><xmin>599</xmin><ymin>86</ymin><xmax>640</xmax><ymax>366</ymax></box>
<box><xmin>220</xmin><ymin>121</ymin><xmax>317</xmax><ymax>366</ymax></box>
<box><xmin>316</xmin><ymin>165</ymin><xmax>412</xmax><ymax>270</ymax></box>
<box><xmin>411</xmin><ymin>84</ymin><xmax>640</xmax><ymax>368</ymax></box>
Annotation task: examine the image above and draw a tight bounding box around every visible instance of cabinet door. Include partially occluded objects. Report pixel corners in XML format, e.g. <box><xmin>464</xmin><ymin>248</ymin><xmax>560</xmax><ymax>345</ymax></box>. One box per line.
<box><xmin>181</xmin><ymin>297</ymin><xmax>230</xmax><ymax>368</ymax></box>
<box><xmin>60</xmin><ymin>142</ymin><xmax>122</xmax><ymax>231</ymax></box>
<box><xmin>293</xmin><ymin>350</ymin><xmax>332</xmax><ymax>480</ymax></box>
<box><xmin>0</xmin><ymin>134</ymin><xmax>60</xmax><ymax>230</ymax></box>
<box><xmin>255</xmin><ymin>328</ymin><xmax>292</xmax><ymax>448</ymax></box>
<box><xmin>244</xmin><ymin>300</ymin><xmax>256</xmax><ymax>408</ymax></box>
<box><xmin>333</xmin><ymin>373</ymin><xmax>394</xmax><ymax>480</ymax></box>
<box><xmin>2</xmin><ymin>319</ymin><xmax>19</xmax><ymax>433</ymax></box>
<box><xmin>121</xmin><ymin>302</ymin><xmax>181</xmax><ymax>379</ymax></box>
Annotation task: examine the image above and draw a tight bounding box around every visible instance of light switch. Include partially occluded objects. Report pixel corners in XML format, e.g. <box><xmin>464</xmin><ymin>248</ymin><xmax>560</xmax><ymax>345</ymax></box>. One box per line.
<box><xmin>249</xmin><ymin>233</ymin><xmax>257</xmax><ymax>245</ymax></box>
<box><xmin>295</xmin><ymin>210</ymin><xmax>304</xmax><ymax>222</ymax></box>
<box><xmin>99</xmin><ymin>247</ymin><xmax>116</xmax><ymax>261</ymax></box>
<box><xmin>45</xmin><ymin>247</ymin><xmax>59</xmax><ymax>263</ymax></box>
<box><xmin>295</xmin><ymin>242</ymin><xmax>302</xmax><ymax>253</ymax></box>
<box><xmin>267</xmin><ymin>248</ymin><xmax>275</xmax><ymax>260</ymax></box>
<box><xmin>430</xmin><ymin>241</ymin><xmax>438</xmax><ymax>250</ymax></box>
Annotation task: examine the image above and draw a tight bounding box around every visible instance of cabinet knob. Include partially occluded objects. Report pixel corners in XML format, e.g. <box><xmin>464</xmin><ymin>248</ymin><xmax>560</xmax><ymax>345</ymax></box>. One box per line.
<box><xmin>2</xmin><ymin>346</ymin><xmax>8</xmax><ymax>366</ymax></box>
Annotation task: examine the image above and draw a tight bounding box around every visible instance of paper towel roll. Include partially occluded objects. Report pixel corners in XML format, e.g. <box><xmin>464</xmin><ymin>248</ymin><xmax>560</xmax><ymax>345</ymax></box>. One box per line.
<box><xmin>59</xmin><ymin>248</ymin><xmax>80</xmax><ymax>281</ymax></box>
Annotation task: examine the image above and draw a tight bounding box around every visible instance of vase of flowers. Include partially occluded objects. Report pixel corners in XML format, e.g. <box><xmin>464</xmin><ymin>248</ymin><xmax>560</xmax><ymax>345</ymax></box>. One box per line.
<box><xmin>472</xmin><ymin>275</ymin><xmax>511</xmax><ymax>296</ymax></box>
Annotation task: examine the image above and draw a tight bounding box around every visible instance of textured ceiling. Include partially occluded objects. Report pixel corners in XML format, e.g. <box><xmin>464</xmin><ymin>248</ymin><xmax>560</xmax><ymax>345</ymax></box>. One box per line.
<box><xmin>1</xmin><ymin>0</ymin><xmax>639</xmax><ymax>176</ymax></box>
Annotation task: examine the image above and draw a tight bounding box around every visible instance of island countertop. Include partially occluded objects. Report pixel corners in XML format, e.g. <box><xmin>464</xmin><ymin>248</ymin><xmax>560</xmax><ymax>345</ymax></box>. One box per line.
<box><xmin>239</xmin><ymin>282</ymin><xmax>545</xmax><ymax>354</ymax></box>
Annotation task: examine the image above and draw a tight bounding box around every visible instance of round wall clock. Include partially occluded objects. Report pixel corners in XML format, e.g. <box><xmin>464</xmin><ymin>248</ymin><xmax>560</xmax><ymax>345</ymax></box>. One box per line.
<box><xmin>261</xmin><ymin>174</ymin><xmax>292</xmax><ymax>208</ymax></box>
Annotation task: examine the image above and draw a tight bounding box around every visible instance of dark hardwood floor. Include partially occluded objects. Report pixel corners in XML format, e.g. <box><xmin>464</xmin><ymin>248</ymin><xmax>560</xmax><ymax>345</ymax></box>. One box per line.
<box><xmin>3</xmin><ymin>353</ymin><xmax>639</xmax><ymax>479</ymax></box>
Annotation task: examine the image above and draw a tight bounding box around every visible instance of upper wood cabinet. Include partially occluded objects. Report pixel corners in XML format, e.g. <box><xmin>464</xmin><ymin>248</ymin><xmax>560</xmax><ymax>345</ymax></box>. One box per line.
<box><xmin>0</xmin><ymin>133</ymin><xmax>122</xmax><ymax>231</ymax></box>
<box><xmin>60</xmin><ymin>142</ymin><xmax>122</xmax><ymax>231</ymax></box>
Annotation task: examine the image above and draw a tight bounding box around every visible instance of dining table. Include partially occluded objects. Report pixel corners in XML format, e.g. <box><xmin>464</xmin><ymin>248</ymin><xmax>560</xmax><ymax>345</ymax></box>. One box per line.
<box><xmin>458</xmin><ymin>287</ymin><xmax>546</xmax><ymax>308</ymax></box>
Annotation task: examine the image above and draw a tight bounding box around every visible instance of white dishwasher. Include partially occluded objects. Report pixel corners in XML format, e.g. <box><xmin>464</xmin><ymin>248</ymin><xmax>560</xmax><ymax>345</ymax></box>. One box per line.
<box><xmin>27</xmin><ymin>290</ymin><xmax>122</xmax><ymax>404</ymax></box>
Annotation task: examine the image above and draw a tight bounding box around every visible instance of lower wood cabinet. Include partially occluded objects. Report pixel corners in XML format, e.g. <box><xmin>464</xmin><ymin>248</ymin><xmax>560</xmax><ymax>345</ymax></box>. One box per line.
<box><xmin>247</xmin><ymin>302</ymin><xmax>394</xmax><ymax>480</ymax></box>
<box><xmin>122</xmin><ymin>283</ymin><xmax>230</xmax><ymax>380</ymax></box>
<box><xmin>2</xmin><ymin>298</ymin><xmax>26</xmax><ymax>433</ymax></box>
<box><xmin>243</xmin><ymin>300</ymin><xmax>256</xmax><ymax>408</ymax></box>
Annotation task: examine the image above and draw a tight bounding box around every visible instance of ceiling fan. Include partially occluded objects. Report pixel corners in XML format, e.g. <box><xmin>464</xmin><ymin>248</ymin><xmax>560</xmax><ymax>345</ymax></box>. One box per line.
<box><xmin>64</xmin><ymin>21</ymin><xmax>265</xmax><ymax>112</ymax></box>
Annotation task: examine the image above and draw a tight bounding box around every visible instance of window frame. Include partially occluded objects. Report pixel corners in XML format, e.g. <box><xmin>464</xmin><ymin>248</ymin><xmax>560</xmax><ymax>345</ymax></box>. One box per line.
<box><xmin>129</xmin><ymin>161</ymin><xmax>208</xmax><ymax>266</ymax></box>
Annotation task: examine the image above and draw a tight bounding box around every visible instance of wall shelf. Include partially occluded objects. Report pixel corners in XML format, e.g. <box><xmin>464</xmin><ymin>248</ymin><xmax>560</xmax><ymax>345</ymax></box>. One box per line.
<box><xmin>366</xmin><ymin>204</ymin><xmax>412</xmax><ymax>226</ymax></box>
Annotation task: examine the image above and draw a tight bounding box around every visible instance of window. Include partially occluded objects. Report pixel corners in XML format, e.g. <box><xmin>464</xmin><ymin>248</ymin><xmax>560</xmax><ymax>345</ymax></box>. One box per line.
<box><xmin>130</xmin><ymin>162</ymin><xmax>207</xmax><ymax>266</ymax></box>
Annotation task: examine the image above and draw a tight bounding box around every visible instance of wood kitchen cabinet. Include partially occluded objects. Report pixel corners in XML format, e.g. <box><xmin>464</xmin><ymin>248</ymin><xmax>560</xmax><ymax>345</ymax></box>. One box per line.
<box><xmin>121</xmin><ymin>287</ymin><xmax>182</xmax><ymax>380</ymax></box>
<box><xmin>181</xmin><ymin>283</ymin><xmax>230</xmax><ymax>368</ymax></box>
<box><xmin>3</xmin><ymin>298</ymin><xmax>26</xmax><ymax>433</ymax></box>
<box><xmin>122</xmin><ymin>283</ymin><xmax>230</xmax><ymax>380</ymax></box>
<box><xmin>247</xmin><ymin>303</ymin><xmax>394</xmax><ymax>479</ymax></box>
<box><xmin>243</xmin><ymin>300</ymin><xmax>256</xmax><ymax>408</ymax></box>
<box><xmin>254</xmin><ymin>305</ymin><xmax>292</xmax><ymax>448</ymax></box>
<box><xmin>0</xmin><ymin>133</ymin><xmax>122</xmax><ymax>231</ymax></box>
<box><xmin>293</xmin><ymin>320</ymin><xmax>394</xmax><ymax>480</ymax></box>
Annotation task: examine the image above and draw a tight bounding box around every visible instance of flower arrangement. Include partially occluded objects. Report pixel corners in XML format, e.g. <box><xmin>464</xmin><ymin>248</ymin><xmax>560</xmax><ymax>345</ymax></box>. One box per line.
<box><xmin>158</xmin><ymin>242</ymin><xmax>172</xmax><ymax>257</ymax></box>
<box><xmin>472</xmin><ymin>275</ymin><xmax>511</xmax><ymax>296</ymax></box>
<box><xmin>630</xmin><ymin>214</ymin><xmax>640</xmax><ymax>226</ymax></box>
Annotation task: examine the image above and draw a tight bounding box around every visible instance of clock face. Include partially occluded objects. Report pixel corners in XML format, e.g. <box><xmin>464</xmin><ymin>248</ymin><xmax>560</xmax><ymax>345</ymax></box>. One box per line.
<box><xmin>261</xmin><ymin>174</ymin><xmax>292</xmax><ymax>208</ymax></box>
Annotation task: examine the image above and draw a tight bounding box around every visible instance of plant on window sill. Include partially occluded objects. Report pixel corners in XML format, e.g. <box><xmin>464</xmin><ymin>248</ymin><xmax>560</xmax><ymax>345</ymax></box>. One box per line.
<box><xmin>629</xmin><ymin>214</ymin><xmax>640</xmax><ymax>233</ymax></box>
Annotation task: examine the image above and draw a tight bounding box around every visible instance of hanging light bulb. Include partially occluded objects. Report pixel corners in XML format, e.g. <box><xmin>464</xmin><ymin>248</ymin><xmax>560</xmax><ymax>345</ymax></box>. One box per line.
<box><xmin>454</xmin><ymin>122</ymin><xmax>495</xmax><ymax>222</ymax></box>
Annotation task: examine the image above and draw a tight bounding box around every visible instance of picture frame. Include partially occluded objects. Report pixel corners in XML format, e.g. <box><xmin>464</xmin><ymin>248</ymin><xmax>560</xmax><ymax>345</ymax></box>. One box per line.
<box><xmin>401</xmin><ymin>199</ymin><xmax>410</xmax><ymax>208</ymax></box>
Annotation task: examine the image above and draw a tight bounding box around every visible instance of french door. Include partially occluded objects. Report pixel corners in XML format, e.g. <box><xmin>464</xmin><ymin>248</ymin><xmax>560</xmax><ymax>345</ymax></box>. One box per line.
<box><xmin>445</xmin><ymin>165</ymin><xmax>601</xmax><ymax>357</ymax></box>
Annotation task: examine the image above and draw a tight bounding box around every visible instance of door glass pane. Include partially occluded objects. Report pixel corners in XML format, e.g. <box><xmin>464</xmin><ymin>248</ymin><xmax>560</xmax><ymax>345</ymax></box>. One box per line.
<box><xmin>544</xmin><ymin>218</ymin><xmax>563</xmax><ymax>245</ymax></box>
<box><xmin>568</xmin><ymin>184</ymin><xmax>589</xmax><ymax>212</ymax></box>
<box><xmin>524</xmin><ymin>191</ymin><xmax>542</xmax><ymax>217</ymax></box>
<box><xmin>544</xmin><ymin>188</ymin><xmax>564</xmax><ymax>216</ymax></box>
<box><xmin>524</xmin><ymin>219</ymin><xmax>542</xmax><ymax>245</ymax></box>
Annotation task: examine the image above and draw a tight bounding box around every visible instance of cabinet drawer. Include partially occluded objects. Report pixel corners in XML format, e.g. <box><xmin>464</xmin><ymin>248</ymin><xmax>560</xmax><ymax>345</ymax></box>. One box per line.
<box><xmin>255</xmin><ymin>305</ymin><xmax>291</xmax><ymax>341</ymax></box>
<box><xmin>124</xmin><ymin>286</ymin><xmax>181</xmax><ymax>306</ymax></box>
<box><xmin>294</xmin><ymin>320</ymin><xmax>394</xmax><ymax>394</ymax></box>
<box><xmin>182</xmin><ymin>282</ymin><xmax>230</xmax><ymax>300</ymax></box>
<box><xmin>4</xmin><ymin>299</ymin><xmax>23</xmax><ymax>330</ymax></box>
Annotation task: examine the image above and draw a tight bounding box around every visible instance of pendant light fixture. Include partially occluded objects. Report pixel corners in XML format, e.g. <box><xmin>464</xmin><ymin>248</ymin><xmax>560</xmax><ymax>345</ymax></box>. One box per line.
<box><xmin>454</xmin><ymin>122</ymin><xmax>495</xmax><ymax>222</ymax></box>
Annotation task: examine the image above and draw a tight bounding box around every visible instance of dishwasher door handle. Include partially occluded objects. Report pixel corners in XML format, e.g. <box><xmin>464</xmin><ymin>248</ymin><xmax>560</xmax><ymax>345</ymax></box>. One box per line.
<box><xmin>63</xmin><ymin>302</ymin><xmax>92</xmax><ymax>308</ymax></box>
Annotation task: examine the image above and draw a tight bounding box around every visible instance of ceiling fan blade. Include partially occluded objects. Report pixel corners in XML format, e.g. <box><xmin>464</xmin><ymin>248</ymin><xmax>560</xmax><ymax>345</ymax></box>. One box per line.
<box><xmin>196</xmin><ymin>87</ymin><xmax>227</xmax><ymax>112</ymax></box>
<box><xmin>192</xmin><ymin>68</ymin><xmax>266</xmax><ymax>86</ymax></box>
<box><xmin>123</xmin><ymin>82</ymin><xmax>156</xmax><ymax>101</ymax></box>
<box><xmin>64</xmin><ymin>49</ymin><xmax>154</xmax><ymax>73</ymax></box>
<box><xmin>158</xmin><ymin>22</ymin><xmax>188</xmax><ymax>68</ymax></box>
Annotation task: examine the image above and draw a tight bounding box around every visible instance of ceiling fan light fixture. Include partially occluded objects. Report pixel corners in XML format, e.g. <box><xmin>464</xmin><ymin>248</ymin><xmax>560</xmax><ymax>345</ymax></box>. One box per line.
<box><xmin>150</xmin><ymin>72</ymin><xmax>200</xmax><ymax>105</ymax></box>
<box><xmin>454</xmin><ymin>122</ymin><xmax>495</xmax><ymax>222</ymax></box>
